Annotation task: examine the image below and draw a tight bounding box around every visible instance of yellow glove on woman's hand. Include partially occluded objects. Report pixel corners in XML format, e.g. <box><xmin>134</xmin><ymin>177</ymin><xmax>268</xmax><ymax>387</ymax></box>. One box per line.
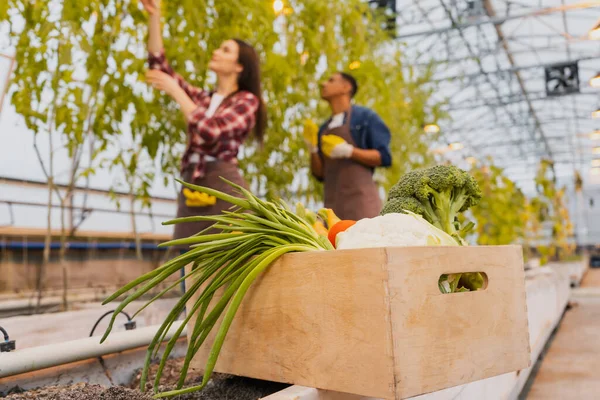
<box><xmin>321</xmin><ymin>135</ymin><xmax>354</xmax><ymax>159</ymax></box>
<box><xmin>303</xmin><ymin>119</ymin><xmax>319</xmax><ymax>153</ymax></box>
<box><xmin>183</xmin><ymin>188</ymin><xmax>217</xmax><ymax>207</ymax></box>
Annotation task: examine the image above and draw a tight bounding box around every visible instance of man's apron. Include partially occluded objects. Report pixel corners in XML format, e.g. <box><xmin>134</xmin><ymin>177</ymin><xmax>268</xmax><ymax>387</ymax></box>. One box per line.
<box><xmin>322</xmin><ymin>109</ymin><xmax>382</xmax><ymax>220</ymax></box>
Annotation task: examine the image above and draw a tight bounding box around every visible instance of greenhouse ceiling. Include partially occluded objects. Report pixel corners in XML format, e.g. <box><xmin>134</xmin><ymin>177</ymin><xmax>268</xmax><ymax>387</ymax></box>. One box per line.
<box><xmin>394</xmin><ymin>0</ymin><xmax>600</xmax><ymax>195</ymax></box>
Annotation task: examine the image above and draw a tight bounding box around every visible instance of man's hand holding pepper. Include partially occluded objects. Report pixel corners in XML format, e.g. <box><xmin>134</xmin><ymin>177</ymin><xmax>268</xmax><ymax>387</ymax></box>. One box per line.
<box><xmin>321</xmin><ymin>135</ymin><xmax>354</xmax><ymax>159</ymax></box>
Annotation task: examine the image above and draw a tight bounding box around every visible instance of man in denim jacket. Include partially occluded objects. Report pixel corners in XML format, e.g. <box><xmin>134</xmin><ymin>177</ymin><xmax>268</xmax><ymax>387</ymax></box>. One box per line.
<box><xmin>305</xmin><ymin>72</ymin><xmax>392</xmax><ymax>220</ymax></box>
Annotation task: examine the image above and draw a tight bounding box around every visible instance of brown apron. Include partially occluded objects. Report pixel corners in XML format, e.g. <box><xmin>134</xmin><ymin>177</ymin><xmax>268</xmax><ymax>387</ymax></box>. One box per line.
<box><xmin>322</xmin><ymin>108</ymin><xmax>382</xmax><ymax>220</ymax></box>
<box><xmin>173</xmin><ymin>159</ymin><xmax>248</xmax><ymax>247</ymax></box>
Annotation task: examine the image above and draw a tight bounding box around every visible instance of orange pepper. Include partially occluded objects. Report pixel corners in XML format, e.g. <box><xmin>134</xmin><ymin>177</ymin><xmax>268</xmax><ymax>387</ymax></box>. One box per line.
<box><xmin>328</xmin><ymin>220</ymin><xmax>356</xmax><ymax>248</ymax></box>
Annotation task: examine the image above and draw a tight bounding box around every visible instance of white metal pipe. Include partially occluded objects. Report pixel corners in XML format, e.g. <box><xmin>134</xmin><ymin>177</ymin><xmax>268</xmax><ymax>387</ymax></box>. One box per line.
<box><xmin>0</xmin><ymin>321</ymin><xmax>185</xmax><ymax>378</ymax></box>
<box><xmin>0</xmin><ymin>292</ymin><xmax>106</xmax><ymax>311</ymax></box>
<box><xmin>0</xmin><ymin>297</ymin><xmax>65</xmax><ymax>312</ymax></box>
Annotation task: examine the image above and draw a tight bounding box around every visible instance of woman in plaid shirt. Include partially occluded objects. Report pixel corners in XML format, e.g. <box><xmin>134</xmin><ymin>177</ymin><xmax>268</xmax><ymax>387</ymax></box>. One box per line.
<box><xmin>141</xmin><ymin>0</ymin><xmax>266</xmax><ymax>242</ymax></box>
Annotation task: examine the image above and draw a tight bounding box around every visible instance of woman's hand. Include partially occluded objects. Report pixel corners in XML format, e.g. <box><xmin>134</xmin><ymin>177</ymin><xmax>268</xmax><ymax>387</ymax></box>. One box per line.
<box><xmin>140</xmin><ymin>0</ymin><xmax>159</xmax><ymax>15</ymax></box>
<box><xmin>146</xmin><ymin>70</ymin><xmax>180</xmax><ymax>96</ymax></box>
<box><xmin>146</xmin><ymin>70</ymin><xmax>198</xmax><ymax>118</ymax></box>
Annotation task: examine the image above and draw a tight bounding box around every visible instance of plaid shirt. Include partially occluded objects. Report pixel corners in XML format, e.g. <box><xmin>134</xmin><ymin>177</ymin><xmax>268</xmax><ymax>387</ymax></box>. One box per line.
<box><xmin>148</xmin><ymin>49</ymin><xmax>258</xmax><ymax>180</ymax></box>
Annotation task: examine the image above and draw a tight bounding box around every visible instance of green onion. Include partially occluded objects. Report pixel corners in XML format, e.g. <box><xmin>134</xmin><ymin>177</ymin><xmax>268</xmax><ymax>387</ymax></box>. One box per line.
<box><xmin>100</xmin><ymin>178</ymin><xmax>333</xmax><ymax>398</ymax></box>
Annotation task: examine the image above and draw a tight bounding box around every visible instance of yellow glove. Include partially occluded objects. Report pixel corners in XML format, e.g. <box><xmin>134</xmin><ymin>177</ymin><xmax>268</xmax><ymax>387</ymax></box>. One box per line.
<box><xmin>183</xmin><ymin>188</ymin><xmax>217</xmax><ymax>207</ymax></box>
<box><xmin>321</xmin><ymin>135</ymin><xmax>354</xmax><ymax>159</ymax></box>
<box><xmin>303</xmin><ymin>119</ymin><xmax>319</xmax><ymax>153</ymax></box>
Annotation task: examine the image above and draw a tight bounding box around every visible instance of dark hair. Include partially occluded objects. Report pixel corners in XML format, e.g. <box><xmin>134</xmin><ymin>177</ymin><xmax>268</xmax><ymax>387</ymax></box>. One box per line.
<box><xmin>234</xmin><ymin>39</ymin><xmax>266</xmax><ymax>144</ymax></box>
<box><xmin>339</xmin><ymin>72</ymin><xmax>358</xmax><ymax>98</ymax></box>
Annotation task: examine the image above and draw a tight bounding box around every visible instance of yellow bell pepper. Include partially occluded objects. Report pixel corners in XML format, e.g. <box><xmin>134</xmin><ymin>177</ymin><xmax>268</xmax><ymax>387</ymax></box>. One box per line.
<box><xmin>303</xmin><ymin>119</ymin><xmax>319</xmax><ymax>148</ymax></box>
<box><xmin>183</xmin><ymin>188</ymin><xmax>217</xmax><ymax>207</ymax></box>
<box><xmin>321</xmin><ymin>135</ymin><xmax>347</xmax><ymax>158</ymax></box>
<box><xmin>317</xmin><ymin>208</ymin><xmax>341</xmax><ymax>230</ymax></box>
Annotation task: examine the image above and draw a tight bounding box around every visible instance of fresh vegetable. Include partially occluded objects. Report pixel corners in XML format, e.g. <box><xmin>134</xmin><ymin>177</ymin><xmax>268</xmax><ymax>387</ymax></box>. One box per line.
<box><xmin>318</xmin><ymin>207</ymin><xmax>341</xmax><ymax>229</ymax></box>
<box><xmin>101</xmin><ymin>179</ymin><xmax>333</xmax><ymax>398</ymax></box>
<box><xmin>296</xmin><ymin>202</ymin><xmax>330</xmax><ymax>236</ymax></box>
<box><xmin>295</xmin><ymin>202</ymin><xmax>317</xmax><ymax>225</ymax></box>
<box><xmin>381</xmin><ymin>165</ymin><xmax>482</xmax><ymax>245</ymax></box>
<box><xmin>379</xmin><ymin>166</ymin><xmax>484</xmax><ymax>291</ymax></box>
<box><xmin>336</xmin><ymin>211</ymin><xmax>483</xmax><ymax>293</ymax></box>
<box><xmin>328</xmin><ymin>220</ymin><xmax>356</xmax><ymax>248</ymax></box>
<box><xmin>336</xmin><ymin>211</ymin><xmax>458</xmax><ymax>250</ymax></box>
<box><xmin>313</xmin><ymin>220</ymin><xmax>329</xmax><ymax>237</ymax></box>
<box><xmin>457</xmin><ymin>271</ymin><xmax>485</xmax><ymax>291</ymax></box>
<box><xmin>342</xmin><ymin>165</ymin><xmax>485</xmax><ymax>293</ymax></box>
<box><xmin>183</xmin><ymin>188</ymin><xmax>217</xmax><ymax>207</ymax></box>
<box><xmin>303</xmin><ymin>119</ymin><xmax>319</xmax><ymax>150</ymax></box>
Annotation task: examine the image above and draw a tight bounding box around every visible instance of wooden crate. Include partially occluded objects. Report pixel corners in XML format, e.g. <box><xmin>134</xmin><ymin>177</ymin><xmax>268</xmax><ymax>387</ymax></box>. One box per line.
<box><xmin>185</xmin><ymin>245</ymin><xmax>531</xmax><ymax>399</ymax></box>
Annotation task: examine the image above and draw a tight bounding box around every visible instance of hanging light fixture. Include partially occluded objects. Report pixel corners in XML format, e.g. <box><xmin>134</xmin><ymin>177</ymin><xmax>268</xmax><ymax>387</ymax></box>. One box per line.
<box><xmin>590</xmin><ymin>20</ymin><xmax>600</xmax><ymax>40</ymax></box>
<box><xmin>591</xmin><ymin>159</ymin><xmax>600</xmax><ymax>167</ymax></box>
<box><xmin>577</xmin><ymin>130</ymin><xmax>600</xmax><ymax>139</ymax></box>
<box><xmin>590</xmin><ymin>72</ymin><xmax>600</xmax><ymax>88</ymax></box>
<box><xmin>465</xmin><ymin>156</ymin><xmax>477</xmax><ymax>165</ymax></box>
<box><xmin>593</xmin><ymin>146</ymin><xmax>600</xmax><ymax>154</ymax></box>
<box><xmin>429</xmin><ymin>142</ymin><xmax>463</xmax><ymax>154</ymax></box>
<box><xmin>423</xmin><ymin>124</ymin><xmax>440</xmax><ymax>134</ymax></box>
<box><xmin>593</xmin><ymin>107</ymin><xmax>600</xmax><ymax>119</ymax></box>
<box><xmin>273</xmin><ymin>0</ymin><xmax>284</xmax><ymax>14</ymax></box>
<box><xmin>449</xmin><ymin>142</ymin><xmax>464</xmax><ymax>151</ymax></box>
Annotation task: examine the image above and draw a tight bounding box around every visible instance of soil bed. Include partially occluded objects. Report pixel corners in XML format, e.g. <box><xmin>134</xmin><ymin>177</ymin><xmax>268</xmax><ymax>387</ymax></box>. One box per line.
<box><xmin>4</xmin><ymin>357</ymin><xmax>290</xmax><ymax>400</ymax></box>
<box><xmin>3</xmin><ymin>384</ymin><xmax>153</xmax><ymax>400</ymax></box>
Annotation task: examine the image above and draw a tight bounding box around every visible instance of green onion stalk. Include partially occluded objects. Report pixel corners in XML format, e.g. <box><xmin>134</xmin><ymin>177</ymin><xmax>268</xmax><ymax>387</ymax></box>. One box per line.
<box><xmin>100</xmin><ymin>178</ymin><xmax>334</xmax><ymax>398</ymax></box>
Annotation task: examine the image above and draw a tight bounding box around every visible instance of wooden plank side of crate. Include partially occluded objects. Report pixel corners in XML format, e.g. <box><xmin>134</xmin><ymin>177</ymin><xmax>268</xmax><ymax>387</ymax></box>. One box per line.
<box><xmin>384</xmin><ymin>245</ymin><xmax>531</xmax><ymax>399</ymax></box>
<box><xmin>186</xmin><ymin>248</ymin><xmax>397</xmax><ymax>399</ymax></box>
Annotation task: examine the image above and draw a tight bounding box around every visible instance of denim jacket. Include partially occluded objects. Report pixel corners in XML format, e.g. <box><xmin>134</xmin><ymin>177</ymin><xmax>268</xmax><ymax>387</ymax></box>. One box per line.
<box><xmin>317</xmin><ymin>105</ymin><xmax>392</xmax><ymax>169</ymax></box>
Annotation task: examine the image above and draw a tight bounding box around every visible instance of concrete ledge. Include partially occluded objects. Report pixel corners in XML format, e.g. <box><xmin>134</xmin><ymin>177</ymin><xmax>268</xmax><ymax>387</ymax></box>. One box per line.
<box><xmin>545</xmin><ymin>259</ymin><xmax>589</xmax><ymax>287</ymax></box>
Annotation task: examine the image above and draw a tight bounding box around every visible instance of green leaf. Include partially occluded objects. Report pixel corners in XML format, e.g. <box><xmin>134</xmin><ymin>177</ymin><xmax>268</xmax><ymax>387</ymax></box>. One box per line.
<box><xmin>58</xmin><ymin>42</ymin><xmax>72</xmax><ymax>66</ymax></box>
<box><xmin>0</xmin><ymin>0</ymin><xmax>9</xmax><ymax>21</ymax></box>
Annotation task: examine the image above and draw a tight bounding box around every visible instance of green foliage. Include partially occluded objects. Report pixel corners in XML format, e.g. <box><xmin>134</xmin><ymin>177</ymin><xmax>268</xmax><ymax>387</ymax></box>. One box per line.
<box><xmin>2</xmin><ymin>0</ymin><xmax>443</xmax><ymax>204</ymax></box>
<box><xmin>468</xmin><ymin>159</ymin><xmax>527</xmax><ymax>246</ymax></box>
<box><xmin>532</xmin><ymin>159</ymin><xmax>575</xmax><ymax>264</ymax></box>
<box><xmin>154</xmin><ymin>0</ymin><xmax>444</xmax><ymax>200</ymax></box>
<box><xmin>468</xmin><ymin>158</ymin><xmax>575</xmax><ymax>265</ymax></box>
<box><xmin>104</xmin><ymin>141</ymin><xmax>155</xmax><ymax>210</ymax></box>
<box><xmin>5</xmin><ymin>0</ymin><xmax>147</xmax><ymax>176</ymax></box>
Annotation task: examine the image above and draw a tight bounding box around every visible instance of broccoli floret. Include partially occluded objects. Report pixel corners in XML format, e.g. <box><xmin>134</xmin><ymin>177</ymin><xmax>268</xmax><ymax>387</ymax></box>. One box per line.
<box><xmin>380</xmin><ymin>197</ymin><xmax>425</xmax><ymax>216</ymax></box>
<box><xmin>388</xmin><ymin>170</ymin><xmax>423</xmax><ymax>198</ymax></box>
<box><xmin>382</xmin><ymin>165</ymin><xmax>482</xmax><ymax>243</ymax></box>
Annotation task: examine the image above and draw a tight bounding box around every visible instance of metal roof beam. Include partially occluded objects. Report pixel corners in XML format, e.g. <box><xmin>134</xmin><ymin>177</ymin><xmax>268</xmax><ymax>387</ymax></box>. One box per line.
<box><xmin>434</xmin><ymin>1</ymin><xmax>537</xmax><ymax>160</ymax></box>
<box><xmin>447</xmin><ymin>116</ymin><xmax>595</xmax><ymax>132</ymax></box>
<box><xmin>560</xmin><ymin>0</ymin><xmax>585</xmax><ymax>174</ymax></box>
<box><xmin>432</xmin><ymin>55</ymin><xmax>600</xmax><ymax>82</ymax></box>
<box><xmin>412</xmin><ymin>45</ymin><xmax>589</xmax><ymax>68</ymax></box>
<box><xmin>395</xmin><ymin>2</ymin><xmax>600</xmax><ymax>39</ymax></box>
<box><xmin>445</xmin><ymin>91</ymin><xmax>598</xmax><ymax>111</ymax></box>
<box><xmin>471</xmin><ymin>134</ymin><xmax>588</xmax><ymax>150</ymax></box>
